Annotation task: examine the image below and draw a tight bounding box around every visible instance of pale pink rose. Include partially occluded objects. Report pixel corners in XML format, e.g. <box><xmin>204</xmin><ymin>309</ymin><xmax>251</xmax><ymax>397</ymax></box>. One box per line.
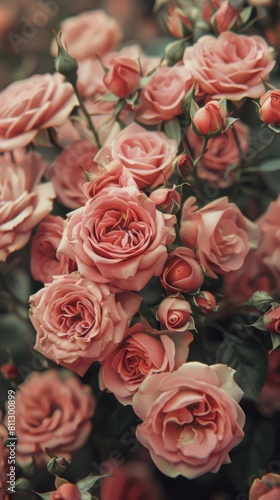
<box><xmin>51</xmin><ymin>483</ymin><xmax>81</xmax><ymax>500</ymax></box>
<box><xmin>30</xmin><ymin>215</ymin><xmax>76</xmax><ymax>283</ymax></box>
<box><xmin>133</xmin><ymin>362</ymin><xmax>245</xmax><ymax>479</ymax></box>
<box><xmin>58</xmin><ymin>186</ymin><xmax>176</xmax><ymax>291</ymax></box>
<box><xmin>0</xmin><ymin>73</ymin><xmax>78</xmax><ymax>151</ymax></box>
<box><xmin>187</xmin><ymin>121</ymin><xmax>250</xmax><ymax>188</ymax></box>
<box><xmin>192</xmin><ymin>100</ymin><xmax>226</xmax><ymax>136</ymax></box>
<box><xmin>180</xmin><ymin>196</ymin><xmax>259</xmax><ymax>278</ymax></box>
<box><xmin>30</xmin><ymin>271</ymin><xmax>141</xmax><ymax>376</ymax></box>
<box><xmin>50</xmin><ymin>10</ymin><xmax>122</xmax><ymax>61</ymax></box>
<box><xmin>249</xmin><ymin>473</ymin><xmax>280</xmax><ymax>500</ymax></box>
<box><xmin>49</xmin><ymin>139</ymin><xmax>100</xmax><ymax>209</ymax></box>
<box><xmin>95</xmin><ymin>123</ymin><xmax>177</xmax><ymax>189</ymax></box>
<box><xmin>84</xmin><ymin>160</ymin><xmax>137</xmax><ymax>199</ymax></box>
<box><xmin>136</xmin><ymin>65</ymin><xmax>194</xmax><ymax>125</ymax></box>
<box><xmin>183</xmin><ymin>32</ymin><xmax>275</xmax><ymax>100</ymax></box>
<box><xmin>8</xmin><ymin>369</ymin><xmax>95</xmax><ymax>467</ymax></box>
<box><xmin>160</xmin><ymin>247</ymin><xmax>204</xmax><ymax>294</ymax></box>
<box><xmin>257</xmin><ymin>349</ymin><xmax>280</xmax><ymax>417</ymax></box>
<box><xmin>99</xmin><ymin>322</ymin><xmax>193</xmax><ymax>405</ymax></box>
<box><xmin>103</xmin><ymin>56</ymin><xmax>140</xmax><ymax>98</ymax></box>
<box><xmin>0</xmin><ymin>151</ymin><xmax>55</xmax><ymax>262</ymax></box>
<box><xmin>157</xmin><ymin>296</ymin><xmax>194</xmax><ymax>331</ymax></box>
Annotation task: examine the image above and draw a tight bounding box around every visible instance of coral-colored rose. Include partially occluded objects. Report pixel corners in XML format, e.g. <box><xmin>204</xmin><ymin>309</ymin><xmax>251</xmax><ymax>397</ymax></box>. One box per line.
<box><xmin>50</xmin><ymin>139</ymin><xmax>100</xmax><ymax>209</ymax></box>
<box><xmin>212</xmin><ymin>0</ymin><xmax>241</xmax><ymax>33</ymax></box>
<box><xmin>263</xmin><ymin>306</ymin><xmax>280</xmax><ymax>333</ymax></box>
<box><xmin>192</xmin><ymin>101</ymin><xmax>226</xmax><ymax>136</ymax></box>
<box><xmin>180</xmin><ymin>197</ymin><xmax>259</xmax><ymax>278</ymax></box>
<box><xmin>50</xmin><ymin>10</ymin><xmax>122</xmax><ymax>61</ymax></box>
<box><xmin>104</xmin><ymin>56</ymin><xmax>140</xmax><ymax>98</ymax></box>
<box><xmin>0</xmin><ymin>151</ymin><xmax>55</xmax><ymax>262</ymax></box>
<box><xmin>195</xmin><ymin>291</ymin><xmax>218</xmax><ymax>314</ymax></box>
<box><xmin>52</xmin><ymin>483</ymin><xmax>81</xmax><ymax>500</ymax></box>
<box><xmin>187</xmin><ymin>121</ymin><xmax>249</xmax><ymax>188</ymax></box>
<box><xmin>160</xmin><ymin>247</ymin><xmax>204</xmax><ymax>294</ymax></box>
<box><xmin>95</xmin><ymin>123</ymin><xmax>177</xmax><ymax>189</ymax></box>
<box><xmin>249</xmin><ymin>473</ymin><xmax>280</xmax><ymax>500</ymax></box>
<box><xmin>257</xmin><ymin>349</ymin><xmax>280</xmax><ymax>417</ymax></box>
<box><xmin>0</xmin><ymin>73</ymin><xmax>77</xmax><ymax>151</ymax></box>
<box><xmin>100</xmin><ymin>461</ymin><xmax>164</xmax><ymax>500</ymax></box>
<box><xmin>136</xmin><ymin>65</ymin><xmax>194</xmax><ymax>125</ymax></box>
<box><xmin>149</xmin><ymin>187</ymin><xmax>181</xmax><ymax>214</ymax></box>
<box><xmin>183</xmin><ymin>32</ymin><xmax>275</xmax><ymax>100</ymax></box>
<box><xmin>84</xmin><ymin>160</ymin><xmax>137</xmax><ymax>199</ymax></box>
<box><xmin>157</xmin><ymin>296</ymin><xmax>193</xmax><ymax>331</ymax></box>
<box><xmin>58</xmin><ymin>186</ymin><xmax>176</xmax><ymax>291</ymax></box>
<box><xmin>8</xmin><ymin>370</ymin><xmax>95</xmax><ymax>467</ymax></box>
<box><xmin>259</xmin><ymin>90</ymin><xmax>280</xmax><ymax>125</ymax></box>
<box><xmin>30</xmin><ymin>215</ymin><xmax>76</xmax><ymax>283</ymax></box>
<box><xmin>99</xmin><ymin>322</ymin><xmax>193</xmax><ymax>405</ymax></box>
<box><xmin>133</xmin><ymin>362</ymin><xmax>245</xmax><ymax>478</ymax></box>
<box><xmin>30</xmin><ymin>272</ymin><xmax>141</xmax><ymax>376</ymax></box>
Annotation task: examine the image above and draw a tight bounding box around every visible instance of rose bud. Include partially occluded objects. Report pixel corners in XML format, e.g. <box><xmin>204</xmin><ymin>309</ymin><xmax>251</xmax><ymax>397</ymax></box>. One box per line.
<box><xmin>54</xmin><ymin>31</ymin><xmax>78</xmax><ymax>86</ymax></box>
<box><xmin>157</xmin><ymin>295</ymin><xmax>194</xmax><ymax>331</ymax></box>
<box><xmin>47</xmin><ymin>456</ymin><xmax>70</xmax><ymax>476</ymax></box>
<box><xmin>160</xmin><ymin>247</ymin><xmax>204</xmax><ymax>294</ymax></box>
<box><xmin>259</xmin><ymin>89</ymin><xmax>280</xmax><ymax>126</ymax></box>
<box><xmin>0</xmin><ymin>363</ymin><xmax>18</xmax><ymax>381</ymax></box>
<box><xmin>263</xmin><ymin>305</ymin><xmax>280</xmax><ymax>334</ymax></box>
<box><xmin>168</xmin><ymin>7</ymin><xmax>193</xmax><ymax>38</ymax></box>
<box><xmin>172</xmin><ymin>151</ymin><xmax>193</xmax><ymax>178</ymax></box>
<box><xmin>149</xmin><ymin>186</ymin><xmax>181</xmax><ymax>214</ymax></box>
<box><xmin>212</xmin><ymin>0</ymin><xmax>241</xmax><ymax>34</ymax></box>
<box><xmin>104</xmin><ymin>56</ymin><xmax>140</xmax><ymax>99</ymax></box>
<box><xmin>248</xmin><ymin>473</ymin><xmax>280</xmax><ymax>500</ymax></box>
<box><xmin>194</xmin><ymin>291</ymin><xmax>219</xmax><ymax>314</ymax></box>
<box><xmin>51</xmin><ymin>482</ymin><xmax>81</xmax><ymax>500</ymax></box>
<box><xmin>192</xmin><ymin>100</ymin><xmax>226</xmax><ymax>137</ymax></box>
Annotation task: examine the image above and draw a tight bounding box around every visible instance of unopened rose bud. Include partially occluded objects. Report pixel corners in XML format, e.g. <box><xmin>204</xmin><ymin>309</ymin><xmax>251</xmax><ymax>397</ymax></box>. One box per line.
<box><xmin>172</xmin><ymin>152</ymin><xmax>193</xmax><ymax>178</ymax></box>
<box><xmin>104</xmin><ymin>56</ymin><xmax>140</xmax><ymax>99</ymax></box>
<box><xmin>168</xmin><ymin>7</ymin><xmax>193</xmax><ymax>38</ymax></box>
<box><xmin>195</xmin><ymin>291</ymin><xmax>218</xmax><ymax>314</ymax></box>
<box><xmin>149</xmin><ymin>186</ymin><xmax>181</xmax><ymax>214</ymax></box>
<box><xmin>164</xmin><ymin>39</ymin><xmax>190</xmax><ymax>65</ymax></box>
<box><xmin>1</xmin><ymin>363</ymin><xmax>18</xmax><ymax>380</ymax></box>
<box><xmin>192</xmin><ymin>100</ymin><xmax>226</xmax><ymax>137</ymax></box>
<box><xmin>47</xmin><ymin>456</ymin><xmax>71</xmax><ymax>476</ymax></box>
<box><xmin>52</xmin><ymin>483</ymin><xmax>81</xmax><ymax>500</ymax></box>
<box><xmin>54</xmin><ymin>31</ymin><xmax>78</xmax><ymax>86</ymax></box>
<box><xmin>212</xmin><ymin>0</ymin><xmax>241</xmax><ymax>33</ymax></box>
<box><xmin>160</xmin><ymin>247</ymin><xmax>204</xmax><ymax>294</ymax></box>
<box><xmin>157</xmin><ymin>295</ymin><xmax>194</xmax><ymax>331</ymax></box>
<box><xmin>263</xmin><ymin>305</ymin><xmax>280</xmax><ymax>334</ymax></box>
<box><xmin>248</xmin><ymin>473</ymin><xmax>280</xmax><ymax>500</ymax></box>
<box><xmin>259</xmin><ymin>89</ymin><xmax>280</xmax><ymax>126</ymax></box>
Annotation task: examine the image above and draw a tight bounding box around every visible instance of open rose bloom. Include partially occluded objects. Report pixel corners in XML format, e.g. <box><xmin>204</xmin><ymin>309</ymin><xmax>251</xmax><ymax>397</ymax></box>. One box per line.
<box><xmin>0</xmin><ymin>2</ymin><xmax>279</xmax><ymax>498</ymax></box>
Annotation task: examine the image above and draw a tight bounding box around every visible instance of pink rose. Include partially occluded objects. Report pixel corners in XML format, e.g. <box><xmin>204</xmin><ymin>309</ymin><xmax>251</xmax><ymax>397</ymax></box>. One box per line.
<box><xmin>136</xmin><ymin>65</ymin><xmax>194</xmax><ymax>125</ymax></box>
<box><xmin>49</xmin><ymin>139</ymin><xmax>100</xmax><ymax>209</ymax></box>
<box><xmin>257</xmin><ymin>196</ymin><xmax>280</xmax><ymax>273</ymax></box>
<box><xmin>157</xmin><ymin>296</ymin><xmax>194</xmax><ymax>331</ymax></box>
<box><xmin>104</xmin><ymin>56</ymin><xmax>140</xmax><ymax>98</ymax></box>
<box><xmin>0</xmin><ymin>151</ymin><xmax>55</xmax><ymax>262</ymax></box>
<box><xmin>183</xmin><ymin>32</ymin><xmax>275</xmax><ymax>100</ymax></box>
<box><xmin>84</xmin><ymin>160</ymin><xmax>137</xmax><ymax>199</ymax></box>
<box><xmin>192</xmin><ymin>100</ymin><xmax>226</xmax><ymax>136</ymax></box>
<box><xmin>160</xmin><ymin>247</ymin><xmax>204</xmax><ymax>294</ymax></box>
<box><xmin>257</xmin><ymin>349</ymin><xmax>280</xmax><ymax>417</ymax></box>
<box><xmin>8</xmin><ymin>370</ymin><xmax>95</xmax><ymax>467</ymax></box>
<box><xmin>30</xmin><ymin>215</ymin><xmax>76</xmax><ymax>283</ymax></box>
<box><xmin>149</xmin><ymin>186</ymin><xmax>181</xmax><ymax>215</ymax></box>
<box><xmin>212</xmin><ymin>0</ymin><xmax>241</xmax><ymax>33</ymax></box>
<box><xmin>186</xmin><ymin>121</ymin><xmax>249</xmax><ymax>188</ymax></box>
<box><xmin>95</xmin><ymin>123</ymin><xmax>177</xmax><ymax>189</ymax></box>
<box><xmin>30</xmin><ymin>272</ymin><xmax>141</xmax><ymax>376</ymax></box>
<box><xmin>167</xmin><ymin>7</ymin><xmax>193</xmax><ymax>38</ymax></box>
<box><xmin>50</xmin><ymin>10</ymin><xmax>122</xmax><ymax>61</ymax></box>
<box><xmin>263</xmin><ymin>305</ymin><xmax>280</xmax><ymax>333</ymax></box>
<box><xmin>58</xmin><ymin>186</ymin><xmax>176</xmax><ymax>291</ymax></box>
<box><xmin>52</xmin><ymin>483</ymin><xmax>81</xmax><ymax>500</ymax></box>
<box><xmin>133</xmin><ymin>362</ymin><xmax>245</xmax><ymax>479</ymax></box>
<box><xmin>0</xmin><ymin>73</ymin><xmax>78</xmax><ymax>151</ymax></box>
<box><xmin>195</xmin><ymin>291</ymin><xmax>218</xmax><ymax>314</ymax></box>
<box><xmin>180</xmin><ymin>196</ymin><xmax>259</xmax><ymax>278</ymax></box>
<box><xmin>99</xmin><ymin>322</ymin><xmax>193</xmax><ymax>405</ymax></box>
<box><xmin>249</xmin><ymin>473</ymin><xmax>280</xmax><ymax>500</ymax></box>
<box><xmin>259</xmin><ymin>89</ymin><xmax>280</xmax><ymax>125</ymax></box>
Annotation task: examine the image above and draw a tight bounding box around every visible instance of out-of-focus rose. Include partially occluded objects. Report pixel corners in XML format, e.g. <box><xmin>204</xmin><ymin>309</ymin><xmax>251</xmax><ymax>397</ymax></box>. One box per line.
<box><xmin>168</xmin><ymin>7</ymin><xmax>193</xmax><ymax>38</ymax></box>
<box><xmin>51</xmin><ymin>483</ymin><xmax>81</xmax><ymax>500</ymax></box>
<box><xmin>249</xmin><ymin>473</ymin><xmax>280</xmax><ymax>500</ymax></box>
<box><xmin>257</xmin><ymin>196</ymin><xmax>280</xmax><ymax>273</ymax></box>
<box><xmin>172</xmin><ymin>151</ymin><xmax>194</xmax><ymax>178</ymax></box>
<box><xmin>187</xmin><ymin>121</ymin><xmax>249</xmax><ymax>188</ymax></box>
<box><xmin>160</xmin><ymin>247</ymin><xmax>204</xmax><ymax>294</ymax></box>
<box><xmin>100</xmin><ymin>461</ymin><xmax>164</xmax><ymax>500</ymax></box>
<box><xmin>58</xmin><ymin>185</ymin><xmax>176</xmax><ymax>291</ymax></box>
<box><xmin>149</xmin><ymin>186</ymin><xmax>181</xmax><ymax>214</ymax></box>
<box><xmin>7</xmin><ymin>370</ymin><xmax>95</xmax><ymax>467</ymax></box>
<box><xmin>104</xmin><ymin>56</ymin><xmax>140</xmax><ymax>98</ymax></box>
<box><xmin>259</xmin><ymin>90</ymin><xmax>280</xmax><ymax>125</ymax></box>
<box><xmin>192</xmin><ymin>101</ymin><xmax>226</xmax><ymax>136</ymax></box>
<box><xmin>0</xmin><ymin>73</ymin><xmax>78</xmax><ymax>151</ymax></box>
<box><xmin>195</xmin><ymin>291</ymin><xmax>218</xmax><ymax>314</ymax></box>
<box><xmin>180</xmin><ymin>196</ymin><xmax>259</xmax><ymax>278</ymax></box>
<box><xmin>133</xmin><ymin>362</ymin><xmax>245</xmax><ymax>479</ymax></box>
<box><xmin>84</xmin><ymin>160</ymin><xmax>137</xmax><ymax>199</ymax></box>
<box><xmin>30</xmin><ymin>215</ymin><xmax>76</xmax><ymax>283</ymax></box>
<box><xmin>183</xmin><ymin>32</ymin><xmax>275</xmax><ymax>100</ymax></box>
<box><xmin>95</xmin><ymin>123</ymin><xmax>177</xmax><ymax>189</ymax></box>
<box><xmin>99</xmin><ymin>322</ymin><xmax>193</xmax><ymax>405</ymax></box>
<box><xmin>136</xmin><ymin>65</ymin><xmax>194</xmax><ymax>125</ymax></box>
<box><xmin>49</xmin><ymin>139</ymin><xmax>100</xmax><ymax>209</ymax></box>
<box><xmin>0</xmin><ymin>151</ymin><xmax>55</xmax><ymax>262</ymax></box>
<box><xmin>263</xmin><ymin>306</ymin><xmax>280</xmax><ymax>333</ymax></box>
<box><xmin>212</xmin><ymin>0</ymin><xmax>241</xmax><ymax>33</ymax></box>
<box><xmin>157</xmin><ymin>296</ymin><xmax>193</xmax><ymax>331</ymax></box>
<box><xmin>257</xmin><ymin>348</ymin><xmax>280</xmax><ymax>417</ymax></box>
<box><xmin>50</xmin><ymin>10</ymin><xmax>122</xmax><ymax>61</ymax></box>
<box><xmin>0</xmin><ymin>363</ymin><xmax>18</xmax><ymax>380</ymax></box>
<box><xmin>30</xmin><ymin>272</ymin><xmax>141</xmax><ymax>376</ymax></box>
<box><xmin>0</xmin><ymin>414</ymin><xmax>8</xmax><ymax>491</ymax></box>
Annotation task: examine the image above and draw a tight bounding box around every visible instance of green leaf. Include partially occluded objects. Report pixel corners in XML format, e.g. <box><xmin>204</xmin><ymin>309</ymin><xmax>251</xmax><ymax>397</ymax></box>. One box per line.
<box><xmin>246</xmin><ymin>159</ymin><xmax>280</xmax><ymax>174</ymax></box>
<box><xmin>270</xmin><ymin>333</ymin><xmax>280</xmax><ymax>352</ymax></box>
<box><xmin>77</xmin><ymin>474</ymin><xmax>110</xmax><ymax>492</ymax></box>
<box><xmin>239</xmin><ymin>6</ymin><xmax>253</xmax><ymax>25</ymax></box>
<box><xmin>268</xmin><ymin>124</ymin><xmax>280</xmax><ymax>134</ymax></box>
<box><xmin>163</xmin><ymin>118</ymin><xmax>182</xmax><ymax>145</ymax></box>
<box><xmin>190</xmin><ymin>99</ymin><xmax>200</xmax><ymax>120</ymax></box>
